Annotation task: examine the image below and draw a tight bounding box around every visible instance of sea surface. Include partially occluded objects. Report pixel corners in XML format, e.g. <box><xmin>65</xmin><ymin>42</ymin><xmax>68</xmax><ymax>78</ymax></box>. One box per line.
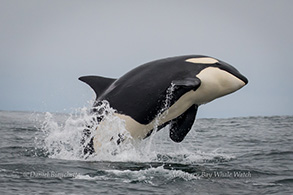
<box><xmin>0</xmin><ymin>110</ymin><xmax>292</xmax><ymax>194</ymax></box>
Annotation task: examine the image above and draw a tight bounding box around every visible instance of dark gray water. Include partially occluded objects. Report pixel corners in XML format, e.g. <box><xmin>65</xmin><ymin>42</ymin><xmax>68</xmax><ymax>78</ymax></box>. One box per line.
<box><xmin>0</xmin><ymin>110</ymin><xmax>292</xmax><ymax>194</ymax></box>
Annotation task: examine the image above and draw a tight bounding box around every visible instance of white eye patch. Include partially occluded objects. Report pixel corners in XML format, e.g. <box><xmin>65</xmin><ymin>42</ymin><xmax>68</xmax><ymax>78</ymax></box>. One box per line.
<box><xmin>185</xmin><ymin>57</ymin><xmax>219</xmax><ymax>64</ymax></box>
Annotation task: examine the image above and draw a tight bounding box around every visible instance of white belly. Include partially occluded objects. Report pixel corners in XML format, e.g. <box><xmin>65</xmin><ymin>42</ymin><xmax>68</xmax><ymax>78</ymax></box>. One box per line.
<box><xmin>115</xmin><ymin>89</ymin><xmax>197</xmax><ymax>140</ymax></box>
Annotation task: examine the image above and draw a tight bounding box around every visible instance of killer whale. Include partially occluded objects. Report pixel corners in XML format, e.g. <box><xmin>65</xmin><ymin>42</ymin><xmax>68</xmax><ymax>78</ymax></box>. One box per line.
<box><xmin>79</xmin><ymin>55</ymin><xmax>248</xmax><ymax>153</ymax></box>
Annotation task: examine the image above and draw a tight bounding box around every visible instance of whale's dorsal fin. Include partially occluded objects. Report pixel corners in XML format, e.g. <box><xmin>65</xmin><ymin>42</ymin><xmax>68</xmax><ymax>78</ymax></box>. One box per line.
<box><xmin>169</xmin><ymin>105</ymin><xmax>198</xmax><ymax>142</ymax></box>
<box><xmin>79</xmin><ymin>76</ymin><xmax>116</xmax><ymax>98</ymax></box>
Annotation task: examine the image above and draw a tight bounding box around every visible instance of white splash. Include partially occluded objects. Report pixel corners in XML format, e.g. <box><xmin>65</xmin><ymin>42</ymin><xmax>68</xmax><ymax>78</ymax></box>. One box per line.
<box><xmin>37</xmin><ymin>101</ymin><xmax>158</xmax><ymax>161</ymax></box>
<box><xmin>36</xmin><ymin>98</ymin><xmax>234</xmax><ymax>164</ymax></box>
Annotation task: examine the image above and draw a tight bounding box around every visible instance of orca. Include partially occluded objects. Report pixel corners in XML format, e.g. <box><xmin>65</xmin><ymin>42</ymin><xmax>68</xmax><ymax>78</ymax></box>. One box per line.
<box><xmin>79</xmin><ymin>55</ymin><xmax>248</xmax><ymax>154</ymax></box>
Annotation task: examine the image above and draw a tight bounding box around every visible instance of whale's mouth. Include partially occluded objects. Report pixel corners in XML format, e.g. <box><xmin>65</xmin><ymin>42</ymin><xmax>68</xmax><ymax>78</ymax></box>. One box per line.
<box><xmin>216</xmin><ymin>61</ymin><xmax>248</xmax><ymax>86</ymax></box>
<box><xmin>234</xmin><ymin>73</ymin><xmax>248</xmax><ymax>89</ymax></box>
<box><xmin>238</xmin><ymin>74</ymin><xmax>248</xmax><ymax>85</ymax></box>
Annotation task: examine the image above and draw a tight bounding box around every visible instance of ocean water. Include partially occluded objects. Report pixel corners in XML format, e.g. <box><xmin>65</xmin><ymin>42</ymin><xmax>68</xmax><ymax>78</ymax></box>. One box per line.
<box><xmin>0</xmin><ymin>110</ymin><xmax>292</xmax><ymax>194</ymax></box>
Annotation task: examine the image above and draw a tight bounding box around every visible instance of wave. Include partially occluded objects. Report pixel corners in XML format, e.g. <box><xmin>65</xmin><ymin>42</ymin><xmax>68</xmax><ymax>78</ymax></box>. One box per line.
<box><xmin>35</xmin><ymin>103</ymin><xmax>235</xmax><ymax>165</ymax></box>
<box><xmin>274</xmin><ymin>178</ymin><xmax>293</xmax><ymax>184</ymax></box>
<box><xmin>248</xmin><ymin>150</ymin><xmax>293</xmax><ymax>158</ymax></box>
<box><xmin>74</xmin><ymin>165</ymin><xmax>199</xmax><ymax>185</ymax></box>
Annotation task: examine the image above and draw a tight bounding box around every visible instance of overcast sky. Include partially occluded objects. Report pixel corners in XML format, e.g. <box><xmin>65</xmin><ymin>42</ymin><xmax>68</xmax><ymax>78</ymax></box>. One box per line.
<box><xmin>0</xmin><ymin>0</ymin><xmax>292</xmax><ymax>118</ymax></box>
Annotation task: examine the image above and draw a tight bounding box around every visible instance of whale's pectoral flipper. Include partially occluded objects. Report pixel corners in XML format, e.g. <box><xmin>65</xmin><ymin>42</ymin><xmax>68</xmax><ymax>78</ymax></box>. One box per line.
<box><xmin>166</xmin><ymin>77</ymin><xmax>201</xmax><ymax>107</ymax></box>
<box><xmin>172</xmin><ymin>77</ymin><xmax>201</xmax><ymax>89</ymax></box>
<box><xmin>169</xmin><ymin>105</ymin><xmax>198</xmax><ymax>142</ymax></box>
<box><xmin>79</xmin><ymin>76</ymin><xmax>116</xmax><ymax>98</ymax></box>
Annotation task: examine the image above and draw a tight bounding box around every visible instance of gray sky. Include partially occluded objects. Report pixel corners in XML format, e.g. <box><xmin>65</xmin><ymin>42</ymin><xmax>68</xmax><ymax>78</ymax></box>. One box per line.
<box><xmin>0</xmin><ymin>0</ymin><xmax>292</xmax><ymax>118</ymax></box>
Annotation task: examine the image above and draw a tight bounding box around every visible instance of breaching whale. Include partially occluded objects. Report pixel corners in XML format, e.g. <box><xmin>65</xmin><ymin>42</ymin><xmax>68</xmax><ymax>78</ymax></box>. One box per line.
<box><xmin>79</xmin><ymin>55</ymin><xmax>248</xmax><ymax>154</ymax></box>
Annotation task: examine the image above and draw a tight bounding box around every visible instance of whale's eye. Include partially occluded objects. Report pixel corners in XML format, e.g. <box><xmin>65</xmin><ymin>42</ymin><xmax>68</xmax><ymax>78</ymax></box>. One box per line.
<box><xmin>185</xmin><ymin>57</ymin><xmax>218</xmax><ymax>64</ymax></box>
